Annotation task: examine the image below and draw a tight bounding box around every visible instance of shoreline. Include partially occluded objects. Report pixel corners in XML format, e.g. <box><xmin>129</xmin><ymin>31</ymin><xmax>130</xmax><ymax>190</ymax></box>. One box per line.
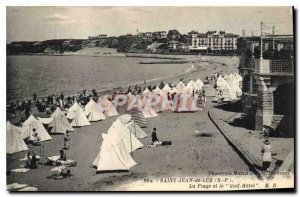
<box><xmin>7</xmin><ymin>52</ymin><xmax>240</xmax><ymax>58</ymax></box>
<box><xmin>7</xmin><ymin>61</ymin><xmax>199</xmax><ymax>104</ymax></box>
<box><xmin>6</xmin><ymin>58</ymin><xmax>230</xmax><ymax>105</ymax></box>
<box><xmin>6</xmin><ymin>52</ymin><xmax>237</xmax><ymax>104</ymax></box>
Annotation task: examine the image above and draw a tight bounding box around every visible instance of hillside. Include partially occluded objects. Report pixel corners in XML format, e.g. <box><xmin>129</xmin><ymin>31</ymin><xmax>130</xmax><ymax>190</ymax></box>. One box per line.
<box><xmin>6</xmin><ymin>36</ymin><xmax>153</xmax><ymax>55</ymax></box>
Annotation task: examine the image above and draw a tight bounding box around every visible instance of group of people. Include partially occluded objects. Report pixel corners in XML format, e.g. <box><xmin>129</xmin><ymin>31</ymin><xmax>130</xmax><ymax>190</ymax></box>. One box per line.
<box><xmin>23</xmin><ymin>122</ymin><xmax>72</xmax><ymax>180</ymax></box>
<box><xmin>113</xmin><ymin>80</ymin><xmax>206</xmax><ymax>106</ymax></box>
<box><xmin>7</xmin><ymin>89</ymin><xmax>97</xmax><ymax>125</ymax></box>
<box><xmin>25</xmin><ymin>147</ymin><xmax>72</xmax><ymax>179</ymax></box>
<box><xmin>203</xmin><ymin>72</ymin><xmax>221</xmax><ymax>84</ymax></box>
<box><xmin>8</xmin><ymin>75</ymin><xmax>209</xmax><ymax>126</ymax></box>
<box><xmin>7</xmin><ymin>100</ymin><xmax>32</xmax><ymax>119</ymax></box>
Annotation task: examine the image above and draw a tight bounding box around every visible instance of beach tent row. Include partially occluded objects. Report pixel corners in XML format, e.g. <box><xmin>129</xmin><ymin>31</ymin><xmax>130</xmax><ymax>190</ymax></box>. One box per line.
<box><xmin>6</xmin><ymin>121</ymin><xmax>28</xmax><ymax>154</ymax></box>
<box><xmin>126</xmin><ymin>93</ymin><xmax>200</xmax><ymax>114</ymax></box>
<box><xmin>6</xmin><ymin>110</ymin><xmax>69</xmax><ymax>154</ymax></box>
<box><xmin>216</xmin><ymin>73</ymin><xmax>242</xmax><ymax>101</ymax></box>
<box><xmin>65</xmin><ymin>97</ymin><xmax>120</xmax><ymax>127</ymax></box>
<box><xmin>115</xmin><ymin>89</ymin><xmax>201</xmax><ymax>117</ymax></box>
<box><xmin>6</xmin><ymin>97</ymin><xmax>121</xmax><ymax>154</ymax></box>
<box><xmin>7</xmin><ymin>114</ymin><xmax>54</xmax><ymax>154</ymax></box>
<box><xmin>141</xmin><ymin>79</ymin><xmax>204</xmax><ymax>96</ymax></box>
<box><xmin>65</xmin><ymin>97</ymin><xmax>119</xmax><ymax>127</ymax></box>
<box><xmin>92</xmin><ymin>114</ymin><xmax>146</xmax><ymax>172</ymax></box>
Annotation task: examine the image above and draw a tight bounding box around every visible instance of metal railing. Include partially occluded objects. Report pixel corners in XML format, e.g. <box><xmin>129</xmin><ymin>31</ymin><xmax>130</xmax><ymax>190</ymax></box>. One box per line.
<box><xmin>240</xmin><ymin>58</ymin><xmax>294</xmax><ymax>75</ymax></box>
<box><xmin>270</xmin><ymin>60</ymin><xmax>294</xmax><ymax>74</ymax></box>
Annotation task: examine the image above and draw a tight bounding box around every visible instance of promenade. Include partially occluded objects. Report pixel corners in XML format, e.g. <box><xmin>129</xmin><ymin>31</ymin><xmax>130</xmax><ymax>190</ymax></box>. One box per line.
<box><xmin>208</xmin><ymin>103</ymin><xmax>294</xmax><ymax>180</ymax></box>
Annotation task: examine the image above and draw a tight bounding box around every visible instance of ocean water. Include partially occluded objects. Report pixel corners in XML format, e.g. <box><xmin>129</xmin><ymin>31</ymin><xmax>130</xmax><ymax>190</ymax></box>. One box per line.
<box><xmin>7</xmin><ymin>55</ymin><xmax>192</xmax><ymax>101</ymax></box>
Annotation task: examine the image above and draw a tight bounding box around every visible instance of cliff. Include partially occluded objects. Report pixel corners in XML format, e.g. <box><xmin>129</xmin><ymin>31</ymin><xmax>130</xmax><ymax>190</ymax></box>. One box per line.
<box><xmin>6</xmin><ymin>36</ymin><xmax>153</xmax><ymax>55</ymax></box>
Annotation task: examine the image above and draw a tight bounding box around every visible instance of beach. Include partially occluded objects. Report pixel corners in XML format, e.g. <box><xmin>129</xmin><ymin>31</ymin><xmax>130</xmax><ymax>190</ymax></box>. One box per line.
<box><xmin>6</xmin><ymin>54</ymin><xmax>257</xmax><ymax>191</ymax></box>
<box><xmin>6</xmin><ymin>6</ymin><xmax>295</xmax><ymax>192</ymax></box>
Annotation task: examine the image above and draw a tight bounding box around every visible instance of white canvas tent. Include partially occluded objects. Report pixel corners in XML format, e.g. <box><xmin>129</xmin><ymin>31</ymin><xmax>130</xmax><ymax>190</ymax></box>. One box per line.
<box><xmin>38</xmin><ymin>117</ymin><xmax>54</xmax><ymax>125</ymax></box>
<box><xmin>48</xmin><ymin>107</ymin><xmax>74</xmax><ymax>134</ymax></box>
<box><xmin>195</xmin><ymin>79</ymin><xmax>204</xmax><ymax>90</ymax></box>
<box><xmin>100</xmin><ymin>96</ymin><xmax>119</xmax><ymax>117</ymax></box>
<box><xmin>182</xmin><ymin>85</ymin><xmax>194</xmax><ymax>95</ymax></box>
<box><xmin>92</xmin><ymin>133</ymin><xmax>137</xmax><ymax>172</ymax></box>
<box><xmin>152</xmin><ymin>87</ymin><xmax>164</xmax><ymax>95</ymax></box>
<box><xmin>187</xmin><ymin>80</ymin><xmax>197</xmax><ymax>90</ymax></box>
<box><xmin>162</xmin><ymin>84</ymin><xmax>172</xmax><ymax>94</ymax></box>
<box><xmin>67</xmin><ymin>102</ymin><xmax>91</xmax><ymax>127</ymax></box>
<box><xmin>22</xmin><ymin>115</ymin><xmax>52</xmax><ymax>142</ymax></box>
<box><xmin>118</xmin><ymin>114</ymin><xmax>132</xmax><ymax>125</ymax></box>
<box><xmin>85</xmin><ymin>99</ymin><xmax>106</xmax><ymax>121</ymax></box>
<box><xmin>108</xmin><ymin>119</ymin><xmax>143</xmax><ymax>153</ymax></box>
<box><xmin>154</xmin><ymin>95</ymin><xmax>171</xmax><ymax>112</ymax></box>
<box><xmin>6</xmin><ymin>121</ymin><xmax>28</xmax><ymax>154</ymax></box>
<box><xmin>176</xmin><ymin>81</ymin><xmax>185</xmax><ymax>93</ymax></box>
<box><xmin>217</xmin><ymin>76</ymin><xmax>238</xmax><ymax>101</ymax></box>
<box><xmin>126</xmin><ymin>93</ymin><xmax>141</xmax><ymax>111</ymax></box>
<box><xmin>118</xmin><ymin>115</ymin><xmax>148</xmax><ymax>139</ymax></box>
<box><xmin>225</xmin><ymin>74</ymin><xmax>242</xmax><ymax>98</ymax></box>
<box><xmin>142</xmin><ymin>88</ymin><xmax>151</xmax><ymax>95</ymax></box>
<box><xmin>125</xmin><ymin>121</ymin><xmax>148</xmax><ymax>139</ymax></box>
<box><xmin>174</xmin><ymin>95</ymin><xmax>198</xmax><ymax>112</ymax></box>
<box><xmin>216</xmin><ymin>76</ymin><xmax>228</xmax><ymax>90</ymax></box>
<box><xmin>142</xmin><ymin>101</ymin><xmax>158</xmax><ymax>118</ymax></box>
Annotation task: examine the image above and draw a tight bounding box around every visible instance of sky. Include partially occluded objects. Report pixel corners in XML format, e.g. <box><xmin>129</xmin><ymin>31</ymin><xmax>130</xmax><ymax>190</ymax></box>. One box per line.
<box><xmin>6</xmin><ymin>6</ymin><xmax>294</xmax><ymax>43</ymax></box>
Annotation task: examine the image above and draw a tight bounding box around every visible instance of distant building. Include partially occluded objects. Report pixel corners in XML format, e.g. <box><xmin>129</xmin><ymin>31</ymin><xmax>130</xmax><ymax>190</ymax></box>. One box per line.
<box><xmin>167</xmin><ymin>29</ymin><xmax>181</xmax><ymax>40</ymax></box>
<box><xmin>238</xmin><ymin>34</ymin><xmax>294</xmax><ymax>136</ymax></box>
<box><xmin>187</xmin><ymin>30</ymin><xmax>239</xmax><ymax>51</ymax></box>
<box><xmin>138</xmin><ymin>31</ymin><xmax>167</xmax><ymax>39</ymax></box>
<box><xmin>88</xmin><ymin>34</ymin><xmax>107</xmax><ymax>40</ymax></box>
<box><xmin>153</xmin><ymin>31</ymin><xmax>167</xmax><ymax>38</ymax></box>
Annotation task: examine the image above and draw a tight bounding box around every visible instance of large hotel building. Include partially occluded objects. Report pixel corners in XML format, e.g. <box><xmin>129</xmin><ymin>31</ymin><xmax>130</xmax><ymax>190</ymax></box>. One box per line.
<box><xmin>187</xmin><ymin>30</ymin><xmax>239</xmax><ymax>51</ymax></box>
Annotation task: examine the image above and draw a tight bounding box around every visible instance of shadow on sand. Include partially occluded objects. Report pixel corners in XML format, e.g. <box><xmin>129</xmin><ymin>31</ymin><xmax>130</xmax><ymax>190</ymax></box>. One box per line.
<box><xmin>214</xmin><ymin>100</ymin><xmax>242</xmax><ymax>113</ymax></box>
<box><xmin>215</xmin><ymin>100</ymin><xmax>256</xmax><ymax>130</ymax></box>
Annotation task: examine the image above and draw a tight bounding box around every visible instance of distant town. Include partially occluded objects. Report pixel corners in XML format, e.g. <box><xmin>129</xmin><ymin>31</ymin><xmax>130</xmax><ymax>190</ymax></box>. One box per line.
<box><xmin>7</xmin><ymin>29</ymin><xmax>242</xmax><ymax>55</ymax></box>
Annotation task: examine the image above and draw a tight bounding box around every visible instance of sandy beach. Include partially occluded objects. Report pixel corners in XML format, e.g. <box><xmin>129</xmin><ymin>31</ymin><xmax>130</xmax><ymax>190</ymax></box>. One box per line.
<box><xmin>6</xmin><ymin>55</ymin><xmax>260</xmax><ymax>191</ymax></box>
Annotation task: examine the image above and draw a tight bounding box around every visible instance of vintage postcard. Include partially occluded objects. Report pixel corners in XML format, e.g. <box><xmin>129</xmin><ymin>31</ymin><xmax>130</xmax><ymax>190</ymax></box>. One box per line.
<box><xmin>6</xmin><ymin>6</ymin><xmax>295</xmax><ymax>191</ymax></box>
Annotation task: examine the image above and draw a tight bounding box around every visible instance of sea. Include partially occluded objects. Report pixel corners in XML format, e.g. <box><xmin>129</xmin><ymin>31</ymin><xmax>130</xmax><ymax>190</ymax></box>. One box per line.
<box><xmin>7</xmin><ymin>55</ymin><xmax>194</xmax><ymax>102</ymax></box>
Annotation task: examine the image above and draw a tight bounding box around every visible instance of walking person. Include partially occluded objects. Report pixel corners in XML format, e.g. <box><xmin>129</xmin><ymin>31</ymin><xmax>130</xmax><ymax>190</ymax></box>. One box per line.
<box><xmin>64</xmin><ymin>130</ymin><xmax>71</xmax><ymax>150</ymax></box>
<box><xmin>32</xmin><ymin>128</ymin><xmax>41</xmax><ymax>146</ymax></box>
<box><xmin>26</xmin><ymin>149</ymin><xmax>38</xmax><ymax>169</ymax></box>
<box><xmin>202</xmin><ymin>90</ymin><xmax>206</xmax><ymax>107</ymax></box>
<box><xmin>25</xmin><ymin>104</ymin><xmax>31</xmax><ymax>119</ymax></box>
<box><xmin>151</xmin><ymin>128</ymin><xmax>160</xmax><ymax>145</ymax></box>
<box><xmin>32</xmin><ymin>92</ymin><xmax>37</xmax><ymax>102</ymax></box>
<box><xmin>261</xmin><ymin>139</ymin><xmax>272</xmax><ymax>175</ymax></box>
<box><xmin>217</xmin><ymin>90</ymin><xmax>223</xmax><ymax>106</ymax></box>
<box><xmin>263</xmin><ymin>125</ymin><xmax>271</xmax><ymax>140</ymax></box>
